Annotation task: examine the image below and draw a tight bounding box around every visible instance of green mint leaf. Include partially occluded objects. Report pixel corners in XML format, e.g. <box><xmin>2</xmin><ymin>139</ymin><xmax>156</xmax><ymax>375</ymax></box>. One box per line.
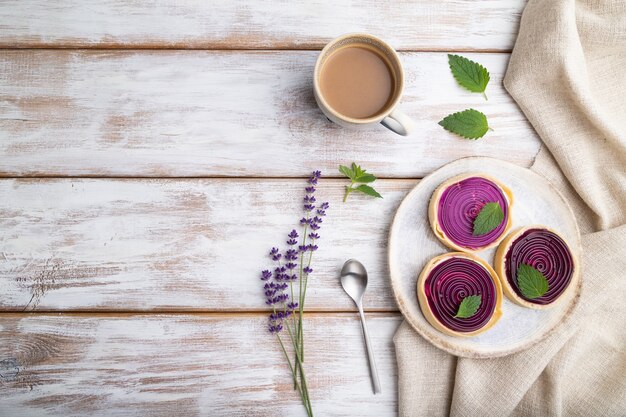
<box><xmin>339</xmin><ymin>165</ymin><xmax>355</xmax><ymax>180</ymax></box>
<box><xmin>447</xmin><ymin>54</ymin><xmax>490</xmax><ymax>100</ymax></box>
<box><xmin>354</xmin><ymin>184</ymin><xmax>382</xmax><ymax>199</ymax></box>
<box><xmin>454</xmin><ymin>295</ymin><xmax>481</xmax><ymax>318</ymax></box>
<box><xmin>472</xmin><ymin>202</ymin><xmax>504</xmax><ymax>236</ymax></box>
<box><xmin>439</xmin><ymin>108</ymin><xmax>490</xmax><ymax>140</ymax></box>
<box><xmin>351</xmin><ymin>162</ymin><xmax>365</xmax><ymax>178</ymax></box>
<box><xmin>342</xmin><ymin>163</ymin><xmax>381</xmax><ymax>202</ymax></box>
<box><xmin>354</xmin><ymin>173</ymin><xmax>377</xmax><ymax>183</ymax></box>
<box><xmin>517</xmin><ymin>264</ymin><xmax>549</xmax><ymax>299</ymax></box>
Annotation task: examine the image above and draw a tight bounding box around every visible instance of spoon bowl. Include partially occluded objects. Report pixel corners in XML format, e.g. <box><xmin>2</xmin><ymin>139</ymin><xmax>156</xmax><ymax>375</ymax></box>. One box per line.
<box><xmin>340</xmin><ymin>259</ymin><xmax>369</xmax><ymax>304</ymax></box>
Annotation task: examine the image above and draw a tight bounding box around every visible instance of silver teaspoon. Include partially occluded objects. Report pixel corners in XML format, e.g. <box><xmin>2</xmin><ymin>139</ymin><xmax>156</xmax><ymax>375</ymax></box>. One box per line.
<box><xmin>340</xmin><ymin>259</ymin><xmax>382</xmax><ymax>394</ymax></box>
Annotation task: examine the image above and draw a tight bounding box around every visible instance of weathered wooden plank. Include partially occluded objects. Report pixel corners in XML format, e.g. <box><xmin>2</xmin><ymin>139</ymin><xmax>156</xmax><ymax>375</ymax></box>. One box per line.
<box><xmin>0</xmin><ymin>313</ymin><xmax>402</xmax><ymax>417</ymax></box>
<box><xmin>0</xmin><ymin>178</ymin><xmax>417</xmax><ymax>312</ymax></box>
<box><xmin>0</xmin><ymin>0</ymin><xmax>524</xmax><ymax>51</ymax></box>
<box><xmin>0</xmin><ymin>50</ymin><xmax>539</xmax><ymax>178</ymax></box>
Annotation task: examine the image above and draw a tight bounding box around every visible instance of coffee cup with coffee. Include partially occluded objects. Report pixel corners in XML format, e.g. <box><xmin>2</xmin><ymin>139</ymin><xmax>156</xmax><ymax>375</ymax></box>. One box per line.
<box><xmin>314</xmin><ymin>33</ymin><xmax>414</xmax><ymax>136</ymax></box>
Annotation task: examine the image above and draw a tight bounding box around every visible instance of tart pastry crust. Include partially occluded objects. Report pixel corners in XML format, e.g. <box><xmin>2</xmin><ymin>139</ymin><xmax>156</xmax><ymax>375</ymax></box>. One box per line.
<box><xmin>494</xmin><ymin>226</ymin><xmax>579</xmax><ymax>310</ymax></box>
<box><xmin>428</xmin><ymin>173</ymin><xmax>514</xmax><ymax>252</ymax></box>
<box><xmin>417</xmin><ymin>252</ymin><xmax>503</xmax><ymax>337</ymax></box>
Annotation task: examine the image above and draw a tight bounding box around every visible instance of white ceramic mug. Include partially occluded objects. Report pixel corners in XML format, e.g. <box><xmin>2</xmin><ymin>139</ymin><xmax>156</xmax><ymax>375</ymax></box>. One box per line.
<box><xmin>313</xmin><ymin>33</ymin><xmax>414</xmax><ymax>136</ymax></box>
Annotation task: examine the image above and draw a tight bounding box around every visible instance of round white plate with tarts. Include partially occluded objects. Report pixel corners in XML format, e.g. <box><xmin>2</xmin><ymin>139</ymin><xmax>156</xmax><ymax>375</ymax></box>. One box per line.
<box><xmin>388</xmin><ymin>157</ymin><xmax>582</xmax><ymax>358</ymax></box>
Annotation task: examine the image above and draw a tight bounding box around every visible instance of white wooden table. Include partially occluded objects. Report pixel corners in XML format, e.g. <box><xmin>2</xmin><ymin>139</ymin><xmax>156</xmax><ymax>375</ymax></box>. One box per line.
<box><xmin>0</xmin><ymin>1</ymin><xmax>538</xmax><ymax>415</ymax></box>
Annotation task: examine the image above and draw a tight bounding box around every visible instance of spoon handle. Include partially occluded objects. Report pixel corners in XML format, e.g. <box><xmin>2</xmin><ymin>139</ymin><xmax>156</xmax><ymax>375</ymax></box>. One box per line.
<box><xmin>358</xmin><ymin>304</ymin><xmax>382</xmax><ymax>394</ymax></box>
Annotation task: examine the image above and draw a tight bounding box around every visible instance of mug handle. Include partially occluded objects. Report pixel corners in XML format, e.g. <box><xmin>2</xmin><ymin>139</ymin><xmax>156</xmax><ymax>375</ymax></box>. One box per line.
<box><xmin>381</xmin><ymin>109</ymin><xmax>414</xmax><ymax>136</ymax></box>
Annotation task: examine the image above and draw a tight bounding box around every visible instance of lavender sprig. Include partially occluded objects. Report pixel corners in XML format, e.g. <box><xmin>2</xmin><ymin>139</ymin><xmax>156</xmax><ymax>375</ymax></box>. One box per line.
<box><xmin>258</xmin><ymin>171</ymin><xmax>328</xmax><ymax>417</ymax></box>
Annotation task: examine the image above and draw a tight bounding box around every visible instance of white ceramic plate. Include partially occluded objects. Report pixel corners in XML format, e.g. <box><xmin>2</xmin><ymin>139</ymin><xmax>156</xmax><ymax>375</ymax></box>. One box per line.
<box><xmin>388</xmin><ymin>157</ymin><xmax>581</xmax><ymax>358</ymax></box>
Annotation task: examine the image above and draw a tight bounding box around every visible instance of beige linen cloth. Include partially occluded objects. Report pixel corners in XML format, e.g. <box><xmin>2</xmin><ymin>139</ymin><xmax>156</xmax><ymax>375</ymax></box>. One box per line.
<box><xmin>394</xmin><ymin>1</ymin><xmax>626</xmax><ymax>415</ymax></box>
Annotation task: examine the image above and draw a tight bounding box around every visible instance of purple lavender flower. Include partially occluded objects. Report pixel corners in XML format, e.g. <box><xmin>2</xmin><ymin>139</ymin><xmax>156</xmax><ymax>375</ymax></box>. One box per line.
<box><xmin>287</xmin><ymin>229</ymin><xmax>299</xmax><ymax>245</ymax></box>
<box><xmin>316</xmin><ymin>202</ymin><xmax>329</xmax><ymax>217</ymax></box>
<box><xmin>269</xmin><ymin>323</ymin><xmax>283</xmax><ymax>333</ymax></box>
<box><xmin>304</xmin><ymin>196</ymin><xmax>316</xmax><ymax>211</ymax></box>
<box><xmin>274</xmin><ymin>266</ymin><xmax>286</xmax><ymax>281</ymax></box>
<box><xmin>259</xmin><ymin>170</ymin><xmax>328</xmax><ymax>414</ymax></box>
<box><xmin>260</xmin><ymin>173</ymin><xmax>327</xmax><ymax>330</ymax></box>
<box><xmin>270</xmin><ymin>247</ymin><xmax>282</xmax><ymax>261</ymax></box>
<box><xmin>308</xmin><ymin>171</ymin><xmax>322</xmax><ymax>185</ymax></box>
<box><xmin>303</xmin><ymin>187</ymin><xmax>317</xmax><ymax>211</ymax></box>
<box><xmin>309</xmin><ymin>216</ymin><xmax>322</xmax><ymax>231</ymax></box>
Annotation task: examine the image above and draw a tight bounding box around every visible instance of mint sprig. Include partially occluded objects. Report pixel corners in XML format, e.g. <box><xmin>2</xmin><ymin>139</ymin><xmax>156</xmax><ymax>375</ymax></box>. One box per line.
<box><xmin>439</xmin><ymin>108</ymin><xmax>490</xmax><ymax>140</ymax></box>
<box><xmin>473</xmin><ymin>202</ymin><xmax>504</xmax><ymax>236</ymax></box>
<box><xmin>339</xmin><ymin>163</ymin><xmax>382</xmax><ymax>202</ymax></box>
<box><xmin>454</xmin><ymin>295</ymin><xmax>481</xmax><ymax>318</ymax></box>
<box><xmin>517</xmin><ymin>264</ymin><xmax>549</xmax><ymax>299</ymax></box>
<box><xmin>448</xmin><ymin>54</ymin><xmax>490</xmax><ymax>100</ymax></box>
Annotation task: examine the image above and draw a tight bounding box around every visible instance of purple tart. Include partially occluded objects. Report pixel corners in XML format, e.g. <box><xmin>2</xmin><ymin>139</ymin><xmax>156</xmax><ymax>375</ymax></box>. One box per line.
<box><xmin>417</xmin><ymin>252</ymin><xmax>503</xmax><ymax>337</ymax></box>
<box><xmin>495</xmin><ymin>226</ymin><xmax>578</xmax><ymax>309</ymax></box>
<box><xmin>429</xmin><ymin>174</ymin><xmax>513</xmax><ymax>252</ymax></box>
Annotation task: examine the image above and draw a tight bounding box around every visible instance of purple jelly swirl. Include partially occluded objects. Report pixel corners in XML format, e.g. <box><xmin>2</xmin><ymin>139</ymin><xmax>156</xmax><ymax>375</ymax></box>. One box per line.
<box><xmin>505</xmin><ymin>228</ymin><xmax>574</xmax><ymax>305</ymax></box>
<box><xmin>437</xmin><ymin>176</ymin><xmax>509</xmax><ymax>250</ymax></box>
<box><xmin>424</xmin><ymin>257</ymin><xmax>497</xmax><ymax>333</ymax></box>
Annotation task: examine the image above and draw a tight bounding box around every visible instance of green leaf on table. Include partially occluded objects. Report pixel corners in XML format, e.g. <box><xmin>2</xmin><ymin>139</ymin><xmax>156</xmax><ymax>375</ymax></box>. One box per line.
<box><xmin>517</xmin><ymin>264</ymin><xmax>549</xmax><ymax>299</ymax></box>
<box><xmin>340</xmin><ymin>163</ymin><xmax>383</xmax><ymax>202</ymax></box>
<box><xmin>473</xmin><ymin>202</ymin><xmax>504</xmax><ymax>236</ymax></box>
<box><xmin>454</xmin><ymin>295</ymin><xmax>481</xmax><ymax>318</ymax></box>
<box><xmin>439</xmin><ymin>109</ymin><xmax>490</xmax><ymax>139</ymax></box>
<box><xmin>339</xmin><ymin>165</ymin><xmax>355</xmax><ymax>180</ymax></box>
<box><xmin>352</xmin><ymin>162</ymin><xmax>365</xmax><ymax>178</ymax></box>
<box><xmin>448</xmin><ymin>54</ymin><xmax>490</xmax><ymax>100</ymax></box>
<box><xmin>354</xmin><ymin>184</ymin><xmax>382</xmax><ymax>199</ymax></box>
<box><xmin>354</xmin><ymin>173</ymin><xmax>377</xmax><ymax>183</ymax></box>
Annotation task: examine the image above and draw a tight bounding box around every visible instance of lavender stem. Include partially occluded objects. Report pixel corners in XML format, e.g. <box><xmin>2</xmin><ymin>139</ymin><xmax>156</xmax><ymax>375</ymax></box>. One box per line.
<box><xmin>299</xmin><ymin>246</ymin><xmax>316</xmax><ymax>362</ymax></box>
<box><xmin>286</xmin><ymin>324</ymin><xmax>311</xmax><ymax>414</ymax></box>
<box><xmin>297</xmin><ymin>222</ymin><xmax>309</xmax><ymax>364</ymax></box>
<box><xmin>277</xmin><ymin>333</ymin><xmax>311</xmax><ymax>415</ymax></box>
